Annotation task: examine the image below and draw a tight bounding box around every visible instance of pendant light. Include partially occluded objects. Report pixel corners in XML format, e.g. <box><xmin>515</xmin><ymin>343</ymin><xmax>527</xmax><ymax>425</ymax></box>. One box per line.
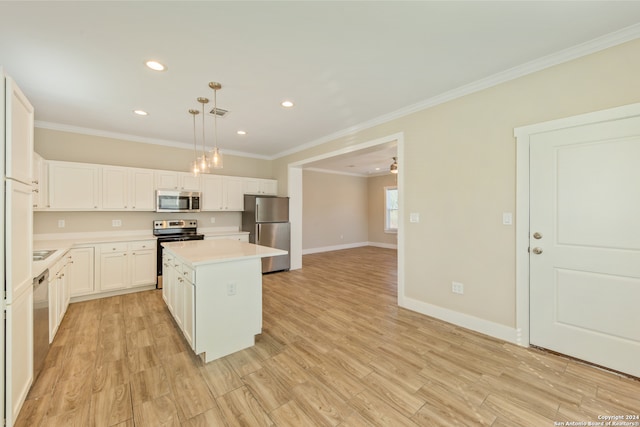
<box><xmin>390</xmin><ymin>157</ymin><xmax>398</xmax><ymax>174</ymax></box>
<box><xmin>197</xmin><ymin>97</ymin><xmax>211</xmax><ymax>174</ymax></box>
<box><xmin>189</xmin><ymin>109</ymin><xmax>200</xmax><ymax>176</ymax></box>
<box><xmin>208</xmin><ymin>82</ymin><xmax>223</xmax><ymax>169</ymax></box>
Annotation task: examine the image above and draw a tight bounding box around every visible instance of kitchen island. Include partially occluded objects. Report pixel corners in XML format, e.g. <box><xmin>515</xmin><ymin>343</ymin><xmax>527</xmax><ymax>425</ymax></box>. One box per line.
<box><xmin>161</xmin><ymin>239</ymin><xmax>286</xmax><ymax>362</ymax></box>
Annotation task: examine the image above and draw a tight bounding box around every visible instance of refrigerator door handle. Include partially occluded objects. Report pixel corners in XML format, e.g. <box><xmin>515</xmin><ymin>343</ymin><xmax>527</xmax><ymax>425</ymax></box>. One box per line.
<box><xmin>257</xmin><ymin>223</ymin><xmax>260</xmax><ymax>243</ymax></box>
<box><xmin>255</xmin><ymin>203</ymin><xmax>259</xmax><ymax>223</ymax></box>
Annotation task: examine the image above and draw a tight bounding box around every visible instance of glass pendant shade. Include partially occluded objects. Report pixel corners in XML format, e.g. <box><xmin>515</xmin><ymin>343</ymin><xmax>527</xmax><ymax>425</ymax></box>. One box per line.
<box><xmin>210</xmin><ymin>147</ymin><xmax>223</xmax><ymax>169</ymax></box>
<box><xmin>390</xmin><ymin>157</ymin><xmax>398</xmax><ymax>174</ymax></box>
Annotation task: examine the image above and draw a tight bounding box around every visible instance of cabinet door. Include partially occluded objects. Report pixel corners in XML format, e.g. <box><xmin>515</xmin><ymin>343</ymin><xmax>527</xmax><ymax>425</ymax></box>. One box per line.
<box><xmin>180</xmin><ymin>172</ymin><xmax>201</xmax><ymax>191</ymax></box>
<box><xmin>262</xmin><ymin>179</ymin><xmax>278</xmax><ymax>195</ymax></box>
<box><xmin>102</xmin><ymin>166</ymin><xmax>128</xmax><ymax>210</ymax></box>
<box><xmin>183</xmin><ymin>280</ymin><xmax>195</xmax><ymax>349</ymax></box>
<box><xmin>5</xmin><ymin>75</ymin><xmax>34</xmax><ymax>184</ymax></box>
<box><xmin>5</xmin><ymin>180</ymin><xmax>33</xmax><ymax>304</ymax></box>
<box><xmin>175</xmin><ymin>276</ymin><xmax>184</xmax><ymax>329</ymax></box>
<box><xmin>155</xmin><ymin>171</ymin><xmax>179</xmax><ymax>190</ymax></box>
<box><xmin>49</xmin><ymin>161</ymin><xmax>100</xmax><ymax>210</ymax></box>
<box><xmin>130</xmin><ymin>249</ymin><xmax>156</xmax><ymax>287</ymax></box>
<box><xmin>201</xmin><ymin>174</ymin><xmax>223</xmax><ymax>210</ymax></box>
<box><xmin>5</xmin><ymin>287</ymin><xmax>33</xmax><ymax>427</ymax></box>
<box><xmin>68</xmin><ymin>247</ymin><xmax>95</xmax><ymax>297</ymax></box>
<box><xmin>224</xmin><ymin>176</ymin><xmax>244</xmax><ymax>210</ymax></box>
<box><xmin>100</xmin><ymin>249</ymin><xmax>129</xmax><ymax>291</ymax></box>
<box><xmin>130</xmin><ymin>168</ymin><xmax>155</xmax><ymax>210</ymax></box>
<box><xmin>243</xmin><ymin>178</ymin><xmax>260</xmax><ymax>195</ymax></box>
<box><xmin>49</xmin><ymin>274</ymin><xmax>58</xmax><ymax>342</ymax></box>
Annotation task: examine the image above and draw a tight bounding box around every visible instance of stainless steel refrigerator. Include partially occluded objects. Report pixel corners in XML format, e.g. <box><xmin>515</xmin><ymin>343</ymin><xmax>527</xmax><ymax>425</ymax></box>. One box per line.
<box><xmin>242</xmin><ymin>195</ymin><xmax>290</xmax><ymax>273</ymax></box>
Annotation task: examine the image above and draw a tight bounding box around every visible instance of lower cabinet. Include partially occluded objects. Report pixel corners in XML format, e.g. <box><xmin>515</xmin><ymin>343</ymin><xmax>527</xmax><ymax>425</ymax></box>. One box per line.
<box><xmin>96</xmin><ymin>240</ymin><xmax>156</xmax><ymax>292</ymax></box>
<box><xmin>163</xmin><ymin>254</ymin><xmax>196</xmax><ymax>351</ymax></box>
<box><xmin>49</xmin><ymin>253</ymin><xmax>72</xmax><ymax>342</ymax></box>
<box><xmin>68</xmin><ymin>247</ymin><xmax>95</xmax><ymax>297</ymax></box>
<box><xmin>6</xmin><ymin>287</ymin><xmax>33</xmax><ymax>427</ymax></box>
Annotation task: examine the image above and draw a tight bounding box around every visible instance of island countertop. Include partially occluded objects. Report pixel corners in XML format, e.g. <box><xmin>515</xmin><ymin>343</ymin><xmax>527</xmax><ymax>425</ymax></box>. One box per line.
<box><xmin>162</xmin><ymin>239</ymin><xmax>287</xmax><ymax>266</ymax></box>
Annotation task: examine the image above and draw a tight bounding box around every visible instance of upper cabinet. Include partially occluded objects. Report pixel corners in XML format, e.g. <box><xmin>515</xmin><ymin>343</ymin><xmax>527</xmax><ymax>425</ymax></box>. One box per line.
<box><xmin>48</xmin><ymin>161</ymin><xmax>100</xmax><ymax>210</ymax></box>
<box><xmin>201</xmin><ymin>175</ymin><xmax>243</xmax><ymax>211</ymax></box>
<box><xmin>155</xmin><ymin>171</ymin><xmax>201</xmax><ymax>192</ymax></box>
<box><xmin>102</xmin><ymin>166</ymin><xmax>155</xmax><ymax>210</ymax></box>
<box><xmin>36</xmin><ymin>158</ymin><xmax>279</xmax><ymax>212</ymax></box>
<box><xmin>243</xmin><ymin>177</ymin><xmax>277</xmax><ymax>195</ymax></box>
<box><xmin>5</xmin><ymin>75</ymin><xmax>34</xmax><ymax>184</ymax></box>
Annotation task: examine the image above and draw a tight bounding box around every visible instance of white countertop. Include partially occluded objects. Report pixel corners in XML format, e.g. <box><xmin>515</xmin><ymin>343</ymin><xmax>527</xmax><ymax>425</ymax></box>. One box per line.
<box><xmin>162</xmin><ymin>239</ymin><xmax>287</xmax><ymax>267</ymax></box>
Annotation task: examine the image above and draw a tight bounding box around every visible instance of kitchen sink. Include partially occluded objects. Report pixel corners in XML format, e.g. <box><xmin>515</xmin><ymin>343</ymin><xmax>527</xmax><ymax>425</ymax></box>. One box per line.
<box><xmin>33</xmin><ymin>249</ymin><xmax>56</xmax><ymax>262</ymax></box>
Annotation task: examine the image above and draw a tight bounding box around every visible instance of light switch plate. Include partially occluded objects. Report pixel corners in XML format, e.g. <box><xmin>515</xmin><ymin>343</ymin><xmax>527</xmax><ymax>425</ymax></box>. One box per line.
<box><xmin>502</xmin><ymin>212</ymin><xmax>513</xmax><ymax>225</ymax></box>
<box><xmin>409</xmin><ymin>213</ymin><xmax>420</xmax><ymax>223</ymax></box>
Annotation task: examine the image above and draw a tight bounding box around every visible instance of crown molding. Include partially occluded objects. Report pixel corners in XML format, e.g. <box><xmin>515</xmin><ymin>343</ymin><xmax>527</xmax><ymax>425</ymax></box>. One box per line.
<box><xmin>272</xmin><ymin>23</ymin><xmax>640</xmax><ymax>160</ymax></box>
<box><xmin>34</xmin><ymin>120</ymin><xmax>272</xmax><ymax>160</ymax></box>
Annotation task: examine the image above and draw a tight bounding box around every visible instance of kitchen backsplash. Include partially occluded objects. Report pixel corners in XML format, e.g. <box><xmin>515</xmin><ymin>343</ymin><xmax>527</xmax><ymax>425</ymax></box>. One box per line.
<box><xmin>34</xmin><ymin>211</ymin><xmax>241</xmax><ymax>234</ymax></box>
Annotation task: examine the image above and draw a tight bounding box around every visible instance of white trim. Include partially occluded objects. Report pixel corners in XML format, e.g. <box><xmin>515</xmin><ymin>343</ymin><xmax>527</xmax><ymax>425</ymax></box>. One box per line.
<box><xmin>302</xmin><ymin>242</ymin><xmax>368</xmax><ymax>255</ymax></box>
<box><xmin>403</xmin><ymin>296</ymin><xmax>520</xmax><ymax>344</ymax></box>
<box><xmin>304</xmin><ymin>167</ymin><xmax>370</xmax><ymax>178</ymax></box>
<box><xmin>513</xmin><ymin>101</ymin><xmax>640</xmax><ymax>349</ymax></box>
<box><xmin>368</xmin><ymin>242</ymin><xmax>397</xmax><ymax>250</ymax></box>
<box><xmin>34</xmin><ymin>120</ymin><xmax>272</xmax><ymax>160</ymax></box>
<box><xmin>273</xmin><ymin>24</ymin><xmax>640</xmax><ymax>160</ymax></box>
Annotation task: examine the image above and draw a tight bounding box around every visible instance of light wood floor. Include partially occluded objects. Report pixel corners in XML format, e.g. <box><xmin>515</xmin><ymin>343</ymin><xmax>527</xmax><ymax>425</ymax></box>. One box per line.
<box><xmin>16</xmin><ymin>246</ymin><xmax>640</xmax><ymax>426</ymax></box>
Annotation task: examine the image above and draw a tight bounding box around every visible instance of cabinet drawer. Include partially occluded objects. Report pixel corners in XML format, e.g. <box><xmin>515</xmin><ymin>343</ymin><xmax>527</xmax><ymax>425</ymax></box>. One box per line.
<box><xmin>101</xmin><ymin>242</ymin><xmax>128</xmax><ymax>253</ymax></box>
<box><xmin>181</xmin><ymin>264</ymin><xmax>195</xmax><ymax>283</ymax></box>
<box><xmin>129</xmin><ymin>240</ymin><xmax>155</xmax><ymax>251</ymax></box>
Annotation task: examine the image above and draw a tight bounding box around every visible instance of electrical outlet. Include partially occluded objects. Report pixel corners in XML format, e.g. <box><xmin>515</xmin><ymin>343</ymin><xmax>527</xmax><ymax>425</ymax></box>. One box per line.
<box><xmin>58</xmin><ymin>219</ymin><xmax>65</xmax><ymax>228</ymax></box>
<box><xmin>112</xmin><ymin>219</ymin><xmax>122</xmax><ymax>227</ymax></box>
<box><xmin>210</xmin><ymin>217</ymin><xmax>216</xmax><ymax>223</ymax></box>
<box><xmin>227</xmin><ymin>282</ymin><xmax>237</xmax><ymax>296</ymax></box>
<box><xmin>452</xmin><ymin>281</ymin><xmax>464</xmax><ymax>294</ymax></box>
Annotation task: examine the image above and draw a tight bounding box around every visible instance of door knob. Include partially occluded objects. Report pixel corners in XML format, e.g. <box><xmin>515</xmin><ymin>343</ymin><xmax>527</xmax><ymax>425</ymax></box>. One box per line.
<box><xmin>533</xmin><ymin>232</ymin><xmax>543</xmax><ymax>239</ymax></box>
<box><xmin>532</xmin><ymin>247</ymin><xmax>543</xmax><ymax>255</ymax></box>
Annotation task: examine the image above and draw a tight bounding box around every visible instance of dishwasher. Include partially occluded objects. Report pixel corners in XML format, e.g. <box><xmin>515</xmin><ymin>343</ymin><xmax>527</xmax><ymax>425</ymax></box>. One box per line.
<box><xmin>33</xmin><ymin>269</ymin><xmax>50</xmax><ymax>380</ymax></box>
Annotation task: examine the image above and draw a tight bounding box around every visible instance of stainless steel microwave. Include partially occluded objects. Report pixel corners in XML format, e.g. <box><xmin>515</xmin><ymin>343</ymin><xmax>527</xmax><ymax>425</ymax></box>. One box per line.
<box><xmin>156</xmin><ymin>190</ymin><xmax>201</xmax><ymax>213</ymax></box>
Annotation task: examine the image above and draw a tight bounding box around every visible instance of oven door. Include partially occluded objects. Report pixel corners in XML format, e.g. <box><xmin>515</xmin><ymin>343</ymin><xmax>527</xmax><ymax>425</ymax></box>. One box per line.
<box><xmin>156</xmin><ymin>190</ymin><xmax>201</xmax><ymax>212</ymax></box>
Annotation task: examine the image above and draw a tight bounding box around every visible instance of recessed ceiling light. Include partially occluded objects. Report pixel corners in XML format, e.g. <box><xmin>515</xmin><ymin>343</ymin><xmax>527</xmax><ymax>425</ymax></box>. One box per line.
<box><xmin>145</xmin><ymin>60</ymin><xmax>166</xmax><ymax>71</ymax></box>
<box><xmin>133</xmin><ymin>110</ymin><xmax>148</xmax><ymax>116</ymax></box>
<box><xmin>237</xmin><ymin>130</ymin><xmax>247</xmax><ymax>135</ymax></box>
<box><xmin>281</xmin><ymin>100</ymin><xmax>294</xmax><ymax>108</ymax></box>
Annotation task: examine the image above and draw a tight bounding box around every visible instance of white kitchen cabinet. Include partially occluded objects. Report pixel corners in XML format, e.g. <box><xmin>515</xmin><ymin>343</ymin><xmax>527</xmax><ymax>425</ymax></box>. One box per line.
<box><xmin>243</xmin><ymin>178</ymin><xmax>277</xmax><ymax>195</ymax></box>
<box><xmin>201</xmin><ymin>174</ymin><xmax>223</xmax><ymax>210</ymax></box>
<box><xmin>155</xmin><ymin>170</ymin><xmax>200</xmax><ymax>191</ymax></box>
<box><xmin>97</xmin><ymin>240</ymin><xmax>156</xmax><ymax>292</ymax></box>
<box><xmin>68</xmin><ymin>247</ymin><xmax>95</xmax><ymax>297</ymax></box>
<box><xmin>162</xmin><ymin>252</ymin><xmax>174</xmax><ymax>308</ymax></box>
<box><xmin>129</xmin><ymin>240</ymin><xmax>156</xmax><ymax>287</ymax></box>
<box><xmin>103</xmin><ymin>166</ymin><xmax>155</xmax><ymax>211</ymax></box>
<box><xmin>48</xmin><ymin>161</ymin><xmax>100</xmax><ymax>210</ymax></box>
<box><xmin>129</xmin><ymin>168</ymin><xmax>155</xmax><ymax>210</ymax></box>
<box><xmin>182</xmin><ymin>263</ymin><xmax>195</xmax><ymax>349</ymax></box>
<box><xmin>49</xmin><ymin>253</ymin><xmax>72</xmax><ymax>341</ymax></box>
<box><xmin>5</xmin><ymin>287</ymin><xmax>33</xmax><ymax>427</ymax></box>
<box><xmin>98</xmin><ymin>243</ymin><xmax>129</xmax><ymax>291</ymax></box>
<box><xmin>201</xmin><ymin>175</ymin><xmax>244</xmax><ymax>211</ymax></box>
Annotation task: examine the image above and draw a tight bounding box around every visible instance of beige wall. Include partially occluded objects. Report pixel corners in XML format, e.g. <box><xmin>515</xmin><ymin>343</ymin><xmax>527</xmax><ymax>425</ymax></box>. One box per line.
<box><xmin>274</xmin><ymin>39</ymin><xmax>640</xmax><ymax>329</ymax></box>
<box><xmin>368</xmin><ymin>173</ymin><xmax>398</xmax><ymax>246</ymax></box>
<box><xmin>35</xmin><ymin>128</ymin><xmax>273</xmax><ymax>178</ymax></box>
<box><xmin>302</xmin><ymin>170</ymin><xmax>368</xmax><ymax>250</ymax></box>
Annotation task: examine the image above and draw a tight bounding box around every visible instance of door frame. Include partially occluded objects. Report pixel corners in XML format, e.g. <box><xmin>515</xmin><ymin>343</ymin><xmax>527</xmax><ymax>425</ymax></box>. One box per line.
<box><xmin>514</xmin><ymin>102</ymin><xmax>640</xmax><ymax>347</ymax></box>
<box><xmin>287</xmin><ymin>132</ymin><xmax>404</xmax><ymax>304</ymax></box>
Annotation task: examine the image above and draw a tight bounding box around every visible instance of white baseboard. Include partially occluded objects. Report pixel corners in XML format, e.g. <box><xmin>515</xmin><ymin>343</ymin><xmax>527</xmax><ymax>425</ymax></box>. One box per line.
<box><xmin>302</xmin><ymin>241</ymin><xmax>397</xmax><ymax>255</ymax></box>
<box><xmin>368</xmin><ymin>242</ymin><xmax>398</xmax><ymax>250</ymax></box>
<box><xmin>401</xmin><ymin>296</ymin><xmax>521</xmax><ymax>345</ymax></box>
<box><xmin>302</xmin><ymin>242</ymin><xmax>368</xmax><ymax>255</ymax></box>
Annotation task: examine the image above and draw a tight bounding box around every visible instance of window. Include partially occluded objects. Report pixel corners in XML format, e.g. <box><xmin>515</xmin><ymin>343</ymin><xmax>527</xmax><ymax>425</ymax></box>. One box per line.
<box><xmin>384</xmin><ymin>186</ymin><xmax>398</xmax><ymax>232</ymax></box>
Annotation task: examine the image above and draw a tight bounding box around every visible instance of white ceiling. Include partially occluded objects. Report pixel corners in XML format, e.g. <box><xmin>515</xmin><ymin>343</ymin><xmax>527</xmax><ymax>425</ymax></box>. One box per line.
<box><xmin>2</xmin><ymin>2</ymin><xmax>640</xmax><ymax>172</ymax></box>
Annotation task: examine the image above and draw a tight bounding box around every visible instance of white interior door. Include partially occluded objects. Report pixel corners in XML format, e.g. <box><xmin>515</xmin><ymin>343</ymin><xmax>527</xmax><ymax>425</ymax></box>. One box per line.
<box><xmin>529</xmin><ymin>116</ymin><xmax>640</xmax><ymax>377</ymax></box>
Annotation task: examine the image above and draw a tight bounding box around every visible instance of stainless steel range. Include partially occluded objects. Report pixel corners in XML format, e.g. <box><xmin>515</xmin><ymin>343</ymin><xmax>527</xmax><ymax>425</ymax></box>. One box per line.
<box><xmin>153</xmin><ymin>219</ymin><xmax>204</xmax><ymax>289</ymax></box>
